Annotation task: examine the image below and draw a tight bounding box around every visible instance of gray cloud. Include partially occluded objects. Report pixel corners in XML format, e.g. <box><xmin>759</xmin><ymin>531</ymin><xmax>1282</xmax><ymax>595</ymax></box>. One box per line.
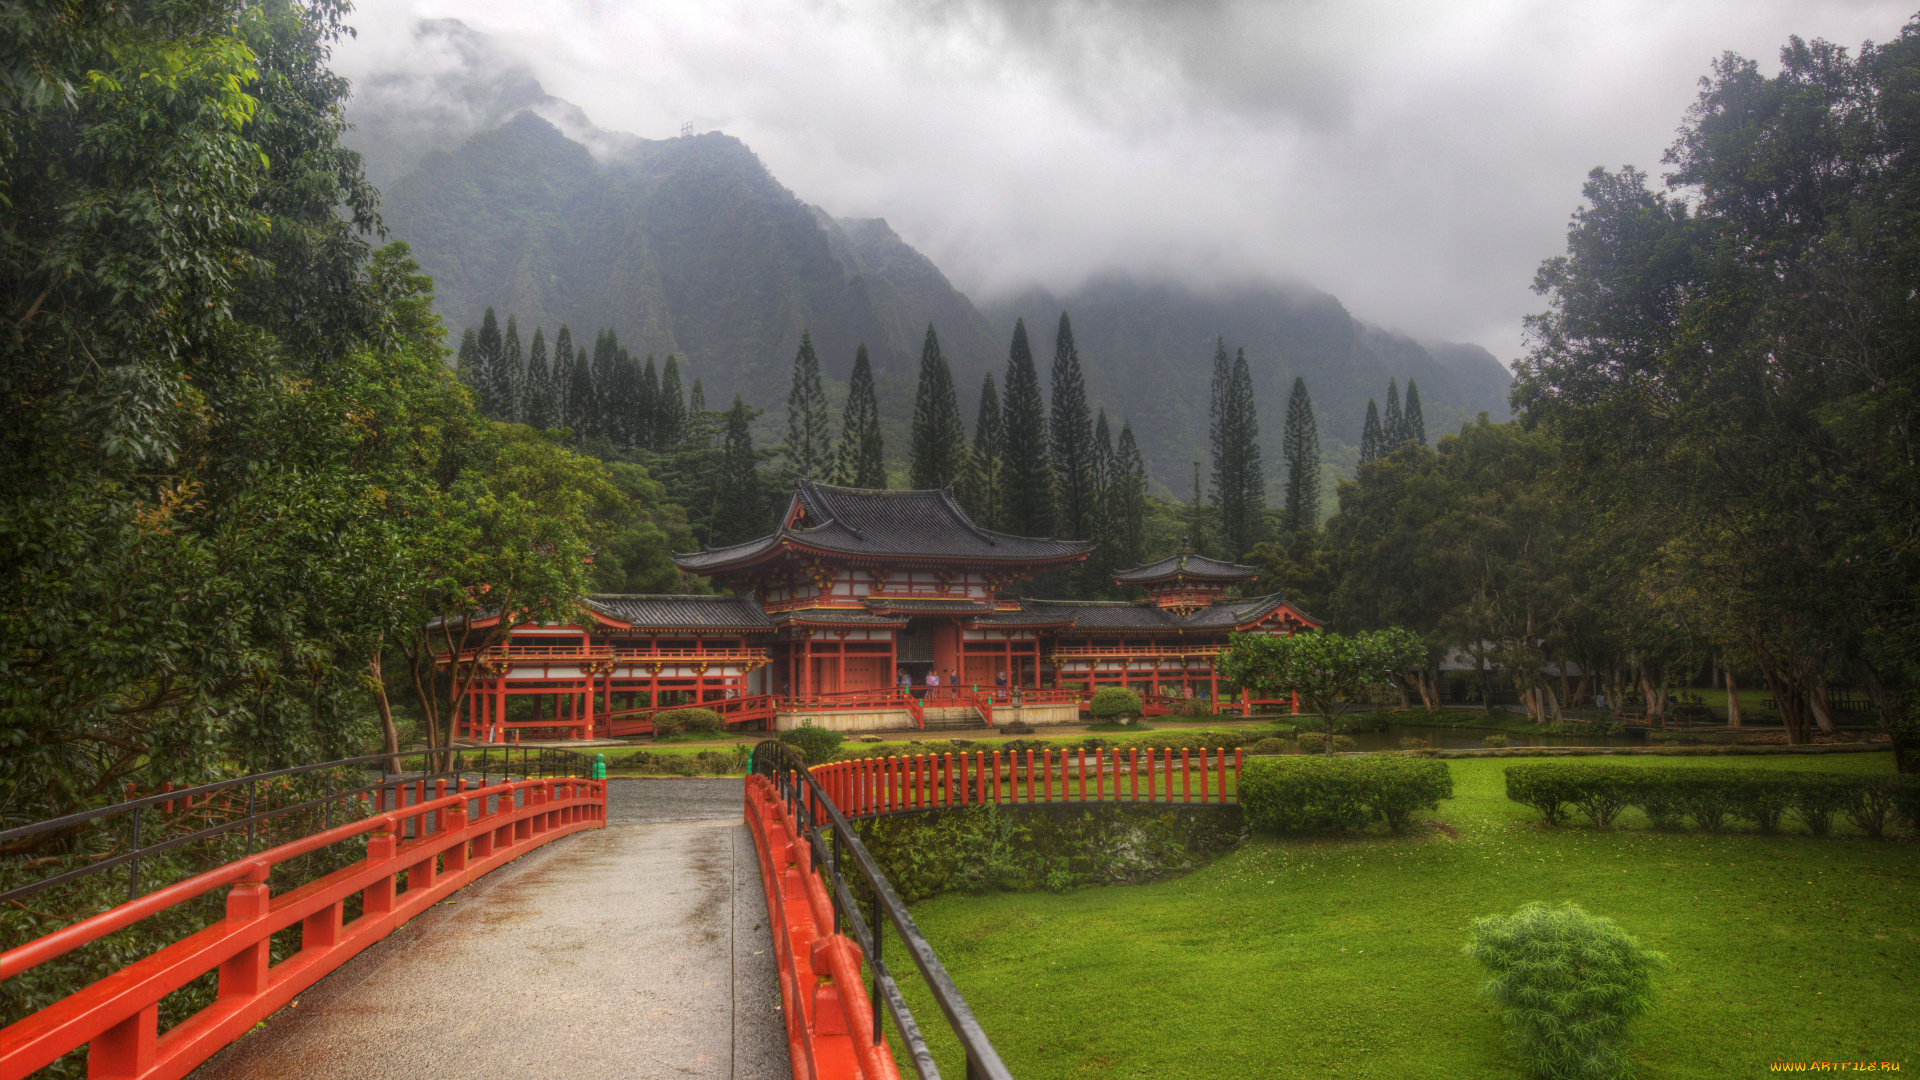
<box><xmin>334</xmin><ymin>0</ymin><xmax>1914</xmax><ymax>362</ymax></box>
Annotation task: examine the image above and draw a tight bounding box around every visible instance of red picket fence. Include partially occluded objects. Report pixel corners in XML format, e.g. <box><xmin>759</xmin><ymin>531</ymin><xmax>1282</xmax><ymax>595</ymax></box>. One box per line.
<box><xmin>1</xmin><ymin>777</ymin><xmax>604</xmax><ymax>1080</ymax></box>
<box><xmin>745</xmin><ymin>773</ymin><xmax>901</xmax><ymax>1080</ymax></box>
<box><xmin>811</xmin><ymin>746</ymin><xmax>1244</xmax><ymax>817</ymax></box>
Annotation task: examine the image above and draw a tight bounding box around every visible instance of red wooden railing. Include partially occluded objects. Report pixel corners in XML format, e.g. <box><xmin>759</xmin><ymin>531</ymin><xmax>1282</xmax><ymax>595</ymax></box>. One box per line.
<box><xmin>600</xmin><ymin>694</ymin><xmax>780</xmax><ymax>737</ymax></box>
<box><xmin>0</xmin><ymin>777</ymin><xmax>604</xmax><ymax>1080</ymax></box>
<box><xmin>745</xmin><ymin>774</ymin><xmax>903</xmax><ymax>1080</ymax></box>
<box><xmin>810</xmin><ymin>746</ymin><xmax>1244</xmax><ymax>817</ymax></box>
<box><xmin>784</xmin><ymin>689</ymin><xmax>927</xmax><ymax>729</ymax></box>
<box><xmin>445</xmin><ymin>644</ymin><xmax>770</xmax><ymax>665</ymax></box>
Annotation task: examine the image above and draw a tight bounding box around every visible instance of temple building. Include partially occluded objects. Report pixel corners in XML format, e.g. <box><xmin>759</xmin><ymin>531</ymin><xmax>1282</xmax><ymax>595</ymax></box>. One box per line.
<box><xmin>442</xmin><ymin>481</ymin><xmax>1317</xmax><ymax>740</ymax></box>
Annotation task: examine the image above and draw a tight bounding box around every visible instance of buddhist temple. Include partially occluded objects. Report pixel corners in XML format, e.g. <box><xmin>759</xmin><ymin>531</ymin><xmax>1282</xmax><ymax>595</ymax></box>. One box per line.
<box><xmin>440</xmin><ymin>480</ymin><xmax>1318</xmax><ymax>740</ymax></box>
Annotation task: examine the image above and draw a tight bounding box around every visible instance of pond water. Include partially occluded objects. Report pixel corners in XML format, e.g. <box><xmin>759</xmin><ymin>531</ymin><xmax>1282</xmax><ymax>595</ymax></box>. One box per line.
<box><xmin>1329</xmin><ymin>723</ymin><xmax>1648</xmax><ymax>752</ymax></box>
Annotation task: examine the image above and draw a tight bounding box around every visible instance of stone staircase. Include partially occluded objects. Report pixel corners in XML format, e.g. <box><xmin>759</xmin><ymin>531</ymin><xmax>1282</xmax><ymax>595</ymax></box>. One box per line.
<box><xmin>920</xmin><ymin>705</ymin><xmax>989</xmax><ymax>732</ymax></box>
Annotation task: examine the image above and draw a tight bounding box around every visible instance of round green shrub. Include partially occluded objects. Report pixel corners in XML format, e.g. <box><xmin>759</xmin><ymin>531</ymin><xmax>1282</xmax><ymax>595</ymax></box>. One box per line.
<box><xmin>1464</xmin><ymin>902</ymin><xmax>1665</xmax><ymax>1080</ymax></box>
<box><xmin>1482</xmin><ymin>733</ymin><xmax>1510</xmax><ymax>749</ymax></box>
<box><xmin>1399</xmin><ymin>736</ymin><xmax>1429</xmax><ymax>750</ymax></box>
<box><xmin>1239</xmin><ymin>756</ymin><xmax>1454</xmax><ymax>833</ymax></box>
<box><xmin>651</xmin><ymin>707</ymin><xmax>725</xmax><ymax>738</ymax></box>
<box><xmin>1089</xmin><ymin>686</ymin><xmax>1145</xmax><ymax>720</ymax></box>
<box><xmin>1248</xmin><ymin>737</ymin><xmax>1291</xmax><ymax>755</ymax></box>
<box><xmin>1329</xmin><ymin>734</ymin><xmax>1357</xmax><ymax>753</ymax></box>
<box><xmin>1296</xmin><ymin>731</ymin><xmax>1327</xmax><ymax>754</ymax></box>
<box><xmin>778</xmin><ymin>725</ymin><xmax>846</xmax><ymax>764</ymax></box>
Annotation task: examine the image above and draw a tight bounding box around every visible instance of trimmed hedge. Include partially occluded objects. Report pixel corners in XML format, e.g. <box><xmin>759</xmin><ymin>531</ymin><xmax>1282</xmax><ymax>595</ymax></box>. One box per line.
<box><xmin>778</xmin><ymin>725</ymin><xmax>846</xmax><ymax>764</ymax></box>
<box><xmin>1089</xmin><ymin>686</ymin><xmax>1144</xmax><ymax>720</ymax></box>
<box><xmin>1505</xmin><ymin>764</ymin><xmax>1920</xmax><ymax>836</ymax></box>
<box><xmin>651</xmin><ymin>707</ymin><xmax>724</xmax><ymax>737</ymax></box>
<box><xmin>1239</xmin><ymin>756</ymin><xmax>1454</xmax><ymax>833</ymax></box>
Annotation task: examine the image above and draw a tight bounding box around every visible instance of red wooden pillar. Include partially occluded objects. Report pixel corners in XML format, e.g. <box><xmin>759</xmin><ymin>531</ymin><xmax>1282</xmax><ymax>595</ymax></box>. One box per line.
<box><xmin>583</xmin><ymin>670</ymin><xmax>596</xmax><ymax>740</ymax></box>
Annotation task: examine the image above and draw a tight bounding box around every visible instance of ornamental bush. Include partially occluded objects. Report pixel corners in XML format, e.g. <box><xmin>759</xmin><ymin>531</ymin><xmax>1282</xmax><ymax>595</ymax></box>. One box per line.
<box><xmin>1483</xmin><ymin>733</ymin><xmax>1510</xmax><ymax>749</ymax></box>
<box><xmin>1329</xmin><ymin>734</ymin><xmax>1358</xmax><ymax>753</ymax></box>
<box><xmin>1238</xmin><ymin>756</ymin><xmax>1453</xmax><ymax>833</ymax></box>
<box><xmin>1464</xmin><ymin>901</ymin><xmax>1664</xmax><ymax>1080</ymax></box>
<box><xmin>1296</xmin><ymin>731</ymin><xmax>1327</xmax><ymax>754</ymax></box>
<box><xmin>1248</xmin><ymin>737</ymin><xmax>1291</xmax><ymax>755</ymax></box>
<box><xmin>1504</xmin><ymin>764</ymin><xmax>1920</xmax><ymax>836</ymax></box>
<box><xmin>1089</xmin><ymin>686</ymin><xmax>1145</xmax><ymax>720</ymax></box>
<box><xmin>778</xmin><ymin>725</ymin><xmax>846</xmax><ymax>764</ymax></box>
<box><xmin>651</xmin><ymin>708</ymin><xmax>724</xmax><ymax>738</ymax></box>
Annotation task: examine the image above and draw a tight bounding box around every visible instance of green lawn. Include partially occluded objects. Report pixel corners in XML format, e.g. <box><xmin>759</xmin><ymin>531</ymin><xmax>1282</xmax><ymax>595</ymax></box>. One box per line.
<box><xmin>881</xmin><ymin>752</ymin><xmax>1917</xmax><ymax>1079</ymax></box>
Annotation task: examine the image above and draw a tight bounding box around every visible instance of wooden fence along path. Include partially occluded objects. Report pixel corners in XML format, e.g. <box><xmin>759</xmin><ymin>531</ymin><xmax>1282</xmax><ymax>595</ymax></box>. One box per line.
<box><xmin>809</xmin><ymin>746</ymin><xmax>1246</xmax><ymax>817</ymax></box>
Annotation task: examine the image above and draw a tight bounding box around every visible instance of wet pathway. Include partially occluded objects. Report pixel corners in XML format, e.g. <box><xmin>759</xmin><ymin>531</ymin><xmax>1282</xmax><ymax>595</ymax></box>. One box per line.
<box><xmin>192</xmin><ymin>778</ymin><xmax>788</xmax><ymax>1080</ymax></box>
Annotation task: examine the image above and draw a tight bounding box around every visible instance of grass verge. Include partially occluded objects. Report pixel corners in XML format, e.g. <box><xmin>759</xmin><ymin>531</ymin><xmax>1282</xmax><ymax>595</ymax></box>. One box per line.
<box><xmin>881</xmin><ymin>752</ymin><xmax>1916</xmax><ymax>1079</ymax></box>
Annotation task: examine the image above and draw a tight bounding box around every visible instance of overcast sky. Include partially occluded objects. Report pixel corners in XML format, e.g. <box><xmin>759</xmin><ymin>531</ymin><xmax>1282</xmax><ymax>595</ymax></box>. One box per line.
<box><xmin>334</xmin><ymin>0</ymin><xmax>1912</xmax><ymax>363</ymax></box>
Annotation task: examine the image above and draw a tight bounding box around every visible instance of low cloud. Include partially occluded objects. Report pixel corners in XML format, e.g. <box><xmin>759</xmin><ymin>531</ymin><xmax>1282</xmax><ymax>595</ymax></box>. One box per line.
<box><xmin>334</xmin><ymin>0</ymin><xmax>1912</xmax><ymax>361</ymax></box>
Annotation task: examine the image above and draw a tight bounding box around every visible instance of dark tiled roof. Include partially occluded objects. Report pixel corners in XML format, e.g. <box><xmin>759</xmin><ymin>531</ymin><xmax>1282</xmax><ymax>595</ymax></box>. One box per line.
<box><xmin>674</xmin><ymin>480</ymin><xmax>1093</xmax><ymax>572</ymax></box>
<box><xmin>863</xmin><ymin>597</ymin><xmax>992</xmax><ymax>613</ymax></box>
<box><xmin>1022</xmin><ymin>600</ymin><xmax>1184</xmax><ymax>631</ymax></box>
<box><xmin>586</xmin><ymin>594</ymin><xmax>774</xmax><ymax>631</ymax></box>
<box><xmin>966</xmin><ymin>609</ymin><xmax>1080</xmax><ymax>627</ymax></box>
<box><xmin>1112</xmin><ymin>550</ymin><xmax>1260</xmax><ymax>584</ymax></box>
<box><xmin>769</xmin><ymin>608</ymin><xmax>910</xmax><ymax>628</ymax></box>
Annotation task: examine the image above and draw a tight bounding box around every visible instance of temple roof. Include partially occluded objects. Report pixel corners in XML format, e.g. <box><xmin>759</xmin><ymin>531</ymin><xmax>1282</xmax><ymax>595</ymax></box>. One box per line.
<box><xmin>1112</xmin><ymin>549</ymin><xmax>1261</xmax><ymax>584</ymax></box>
<box><xmin>586</xmin><ymin>594</ymin><xmax>774</xmax><ymax>631</ymax></box>
<box><xmin>674</xmin><ymin>480</ymin><xmax>1093</xmax><ymax>573</ymax></box>
<box><xmin>863</xmin><ymin>597</ymin><xmax>993</xmax><ymax>613</ymax></box>
<box><xmin>769</xmin><ymin>608</ymin><xmax>910</xmax><ymax>628</ymax></box>
<box><xmin>1011</xmin><ymin>593</ymin><xmax>1315</xmax><ymax>633</ymax></box>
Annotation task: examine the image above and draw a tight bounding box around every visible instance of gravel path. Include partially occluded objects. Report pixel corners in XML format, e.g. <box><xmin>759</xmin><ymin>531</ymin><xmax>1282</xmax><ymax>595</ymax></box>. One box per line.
<box><xmin>191</xmin><ymin>778</ymin><xmax>787</xmax><ymax>1080</ymax></box>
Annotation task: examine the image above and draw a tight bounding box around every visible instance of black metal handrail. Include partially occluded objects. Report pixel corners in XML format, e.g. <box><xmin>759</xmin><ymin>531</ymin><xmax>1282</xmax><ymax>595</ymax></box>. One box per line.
<box><xmin>0</xmin><ymin>746</ymin><xmax>596</xmax><ymax>906</ymax></box>
<box><xmin>752</xmin><ymin>739</ymin><xmax>1013</xmax><ymax>1080</ymax></box>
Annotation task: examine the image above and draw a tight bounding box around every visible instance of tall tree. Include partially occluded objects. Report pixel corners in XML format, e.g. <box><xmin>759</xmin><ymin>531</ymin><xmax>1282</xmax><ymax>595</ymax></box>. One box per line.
<box><xmin>636</xmin><ymin>356</ymin><xmax>659</xmax><ymax>451</ymax></box>
<box><xmin>590</xmin><ymin>329</ymin><xmax>618</xmax><ymax>439</ymax></box>
<box><xmin>1050</xmin><ymin>312</ymin><xmax>1096</xmax><ymax>541</ymax></box>
<box><xmin>1086</xmin><ymin>408</ymin><xmax>1120</xmax><ymax>591</ymax></box>
<box><xmin>608</xmin><ymin>350</ymin><xmax>641</xmax><ymax>447</ymax></box>
<box><xmin>656</xmin><ymin>356</ymin><xmax>687</xmax><ymax>449</ymax></box>
<box><xmin>960</xmin><ymin>373</ymin><xmax>1005</xmax><ymax>527</ymax></box>
<box><xmin>1361</xmin><ymin>399</ymin><xmax>1385</xmax><ymax>463</ymax></box>
<box><xmin>785</xmin><ymin>331</ymin><xmax>834</xmax><ymax>478</ymax></box>
<box><xmin>1000</xmin><ymin>318</ymin><xmax>1055</xmax><ymax>535</ymax></box>
<box><xmin>1281</xmin><ymin>376</ymin><xmax>1322</xmax><ymax>534</ymax></box>
<box><xmin>552</xmin><ymin>325</ymin><xmax>576</xmax><ymax>430</ymax></box>
<box><xmin>476</xmin><ymin>308</ymin><xmax>502</xmax><ymax>416</ymax></box>
<box><xmin>489</xmin><ymin>314</ymin><xmax>523</xmax><ymax>422</ymax></box>
<box><xmin>710</xmin><ymin>395</ymin><xmax>769</xmax><ymax>544</ymax></box>
<box><xmin>1187</xmin><ymin>461</ymin><xmax>1210</xmax><ymax>555</ymax></box>
<box><xmin>1110</xmin><ymin>422</ymin><xmax>1149</xmax><ymax>570</ymax></box>
<box><xmin>1211</xmin><ymin>347</ymin><xmax>1265</xmax><ymax>557</ymax></box>
<box><xmin>457</xmin><ymin>327</ymin><xmax>481</xmax><ymax>395</ymax></box>
<box><xmin>835</xmin><ymin>344</ymin><xmax>887</xmax><ymax>488</ymax></box>
<box><xmin>907</xmin><ymin>325</ymin><xmax>967</xmax><ymax>488</ymax></box>
<box><xmin>1404</xmin><ymin>379</ymin><xmax>1427</xmax><ymax>446</ymax></box>
<box><xmin>687</xmin><ymin>378</ymin><xmax>706</xmax><ymax>420</ymax></box>
<box><xmin>523</xmin><ymin>326</ymin><xmax>554</xmax><ymax>429</ymax></box>
<box><xmin>1384</xmin><ymin>377</ymin><xmax>1405</xmax><ymax>446</ymax></box>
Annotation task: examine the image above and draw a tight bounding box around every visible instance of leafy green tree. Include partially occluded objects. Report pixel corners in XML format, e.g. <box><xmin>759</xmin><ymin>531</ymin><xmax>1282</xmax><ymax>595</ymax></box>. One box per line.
<box><xmin>835</xmin><ymin>344</ymin><xmax>887</xmax><ymax>488</ymax></box>
<box><xmin>1050</xmin><ymin>312</ymin><xmax>1096</xmax><ymax>541</ymax></box>
<box><xmin>1280</xmin><ymin>376</ymin><xmax>1321</xmax><ymax>534</ymax></box>
<box><xmin>785</xmin><ymin>331</ymin><xmax>833</xmax><ymax>478</ymax></box>
<box><xmin>1360</xmin><ymin>399</ymin><xmax>1384</xmax><ymax>463</ymax></box>
<box><xmin>907</xmin><ymin>324</ymin><xmax>967</xmax><ymax>488</ymax></box>
<box><xmin>1000</xmin><ymin>318</ymin><xmax>1054</xmax><ymax>535</ymax></box>
<box><xmin>1403</xmin><ymin>379</ymin><xmax>1426</xmax><ymax>446</ymax></box>
<box><xmin>523</xmin><ymin>326</ymin><xmax>554</xmax><ymax>429</ymax></box>
<box><xmin>960</xmin><ymin>373</ymin><xmax>1004</xmax><ymax>527</ymax></box>
<box><xmin>1218</xmin><ymin>627</ymin><xmax>1424</xmax><ymax>730</ymax></box>
<box><xmin>1210</xmin><ymin>346</ymin><xmax>1265</xmax><ymax>557</ymax></box>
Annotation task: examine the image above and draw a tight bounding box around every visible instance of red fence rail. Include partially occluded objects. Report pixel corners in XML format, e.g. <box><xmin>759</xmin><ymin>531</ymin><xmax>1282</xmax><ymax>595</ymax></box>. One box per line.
<box><xmin>599</xmin><ymin>694</ymin><xmax>780</xmax><ymax>737</ymax></box>
<box><xmin>811</xmin><ymin>746</ymin><xmax>1244</xmax><ymax>817</ymax></box>
<box><xmin>1</xmin><ymin>776</ymin><xmax>604</xmax><ymax>1080</ymax></box>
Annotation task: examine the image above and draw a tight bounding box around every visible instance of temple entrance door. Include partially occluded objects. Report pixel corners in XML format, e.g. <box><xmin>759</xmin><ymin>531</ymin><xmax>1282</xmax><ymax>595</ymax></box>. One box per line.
<box><xmin>808</xmin><ymin>657</ymin><xmax>840</xmax><ymax>695</ymax></box>
<box><xmin>962</xmin><ymin>655</ymin><xmax>994</xmax><ymax>689</ymax></box>
<box><xmin>842</xmin><ymin>657</ymin><xmax>885</xmax><ymax>691</ymax></box>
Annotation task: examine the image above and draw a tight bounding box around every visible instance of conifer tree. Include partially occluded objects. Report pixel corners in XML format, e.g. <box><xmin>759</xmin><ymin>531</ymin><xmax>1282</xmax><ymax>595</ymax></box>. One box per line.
<box><xmin>1403</xmin><ymin>379</ymin><xmax>1427</xmax><ymax>446</ymax></box>
<box><xmin>687</xmin><ymin>378</ymin><xmax>706</xmax><ymax>420</ymax></box>
<box><xmin>1360</xmin><ymin>399</ymin><xmax>1384</xmax><ymax>463</ymax></box>
<box><xmin>657</xmin><ymin>356</ymin><xmax>687</xmax><ymax>449</ymax></box>
<box><xmin>608</xmin><ymin>349</ymin><xmax>641</xmax><ymax>447</ymax></box>
<box><xmin>475</xmin><ymin>308</ymin><xmax>502</xmax><ymax>416</ymax></box>
<box><xmin>1111</xmin><ymin>423</ymin><xmax>1148</xmax><ymax>569</ymax></box>
<box><xmin>1280</xmin><ymin>376</ymin><xmax>1321</xmax><ymax>534</ymax></box>
<box><xmin>907</xmin><ymin>324</ymin><xmax>966</xmax><ymax>488</ymax></box>
<box><xmin>1085</xmin><ymin>408</ymin><xmax>1119</xmax><ymax>593</ymax></box>
<box><xmin>457</xmin><ymin>327</ymin><xmax>481</xmax><ymax>397</ymax></box>
<box><xmin>636</xmin><ymin>356</ymin><xmax>659</xmax><ymax>451</ymax></box>
<box><xmin>588</xmin><ymin>330</ymin><xmax>618</xmax><ymax>440</ymax></box>
<box><xmin>1000</xmin><ymin>318</ymin><xmax>1054</xmax><ymax>536</ymax></box>
<box><xmin>835</xmin><ymin>345</ymin><xmax>887</xmax><ymax>488</ymax></box>
<box><xmin>1049</xmin><ymin>312</ymin><xmax>1096</xmax><ymax>542</ymax></box>
<box><xmin>552</xmin><ymin>325</ymin><xmax>576</xmax><ymax>430</ymax></box>
<box><xmin>784</xmin><ymin>331</ymin><xmax>833</xmax><ymax>478</ymax></box>
<box><xmin>524</xmin><ymin>326</ymin><xmax>554</xmax><ymax>429</ymax></box>
<box><xmin>490</xmin><ymin>314</ymin><xmax>524</xmax><ymax>422</ymax></box>
<box><xmin>710</xmin><ymin>395</ymin><xmax>767</xmax><ymax>545</ymax></box>
<box><xmin>1384</xmin><ymin>377</ymin><xmax>1404</xmax><ymax>446</ymax></box>
<box><xmin>1210</xmin><ymin>346</ymin><xmax>1265</xmax><ymax>558</ymax></box>
<box><xmin>959</xmin><ymin>373</ymin><xmax>1004</xmax><ymax>527</ymax></box>
<box><xmin>569</xmin><ymin>328</ymin><xmax>596</xmax><ymax>439</ymax></box>
<box><xmin>1187</xmin><ymin>461</ymin><xmax>1210</xmax><ymax>555</ymax></box>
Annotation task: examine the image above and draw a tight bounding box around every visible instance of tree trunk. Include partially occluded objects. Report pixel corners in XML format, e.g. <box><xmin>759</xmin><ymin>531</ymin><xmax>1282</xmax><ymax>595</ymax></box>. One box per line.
<box><xmin>1808</xmin><ymin>679</ymin><xmax>1836</xmax><ymax>734</ymax></box>
<box><xmin>1573</xmin><ymin>660</ymin><xmax>1592</xmax><ymax>708</ymax></box>
<box><xmin>1725</xmin><ymin>667</ymin><xmax>1741</xmax><ymax>727</ymax></box>
<box><xmin>1853</xmin><ymin>656</ymin><xmax>1917</xmax><ymax>774</ymax></box>
<box><xmin>371</xmin><ymin>647</ymin><xmax>400</xmax><ymax>775</ymax></box>
<box><xmin>1747</xmin><ymin>637</ymin><xmax>1812</xmax><ymax>745</ymax></box>
<box><xmin>1558</xmin><ymin>662</ymin><xmax>1571</xmax><ymax>713</ymax></box>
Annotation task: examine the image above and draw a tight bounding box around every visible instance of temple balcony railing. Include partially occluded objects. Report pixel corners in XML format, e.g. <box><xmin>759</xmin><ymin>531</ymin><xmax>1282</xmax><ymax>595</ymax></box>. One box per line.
<box><xmin>437</xmin><ymin>645</ymin><xmax>771</xmax><ymax>668</ymax></box>
<box><xmin>1048</xmin><ymin>644</ymin><xmax>1225</xmax><ymax>661</ymax></box>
